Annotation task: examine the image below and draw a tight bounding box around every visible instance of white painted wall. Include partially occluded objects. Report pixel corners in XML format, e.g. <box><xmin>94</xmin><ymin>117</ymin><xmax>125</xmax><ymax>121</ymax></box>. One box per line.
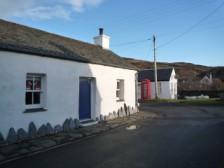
<box><xmin>169</xmin><ymin>69</ymin><xmax>178</xmax><ymax>99</ymax></box>
<box><xmin>149</xmin><ymin>81</ymin><xmax>170</xmax><ymax>99</ymax></box>
<box><xmin>0</xmin><ymin>51</ymin><xmax>136</xmax><ymax>139</ymax></box>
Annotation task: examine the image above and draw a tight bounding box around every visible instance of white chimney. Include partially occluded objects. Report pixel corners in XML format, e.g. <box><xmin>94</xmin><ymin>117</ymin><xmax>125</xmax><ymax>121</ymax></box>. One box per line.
<box><xmin>209</xmin><ymin>73</ymin><xmax>213</xmax><ymax>85</ymax></box>
<box><xmin>93</xmin><ymin>28</ymin><xmax>110</xmax><ymax>50</ymax></box>
<box><xmin>210</xmin><ymin>73</ymin><xmax>212</xmax><ymax>80</ymax></box>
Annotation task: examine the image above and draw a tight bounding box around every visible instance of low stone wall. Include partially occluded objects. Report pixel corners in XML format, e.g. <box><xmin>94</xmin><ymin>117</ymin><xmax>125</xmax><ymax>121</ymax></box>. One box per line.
<box><xmin>101</xmin><ymin>104</ymin><xmax>138</xmax><ymax>121</ymax></box>
<box><xmin>0</xmin><ymin>104</ymin><xmax>138</xmax><ymax>146</ymax></box>
<box><xmin>0</xmin><ymin>118</ymin><xmax>81</xmax><ymax>146</ymax></box>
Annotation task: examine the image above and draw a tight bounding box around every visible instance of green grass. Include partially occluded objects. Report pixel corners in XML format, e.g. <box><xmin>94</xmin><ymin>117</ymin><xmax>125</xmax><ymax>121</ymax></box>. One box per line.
<box><xmin>141</xmin><ymin>98</ymin><xmax>224</xmax><ymax>106</ymax></box>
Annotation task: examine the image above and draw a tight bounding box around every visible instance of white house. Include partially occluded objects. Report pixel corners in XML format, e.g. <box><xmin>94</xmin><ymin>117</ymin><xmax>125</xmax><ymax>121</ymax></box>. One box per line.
<box><xmin>200</xmin><ymin>73</ymin><xmax>213</xmax><ymax>85</ymax></box>
<box><xmin>0</xmin><ymin>19</ymin><xmax>138</xmax><ymax>142</ymax></box>
<box><xmin>138</xmin><ymin>68</ymin><xmax>178</xmax><ymax>99</ymax></box>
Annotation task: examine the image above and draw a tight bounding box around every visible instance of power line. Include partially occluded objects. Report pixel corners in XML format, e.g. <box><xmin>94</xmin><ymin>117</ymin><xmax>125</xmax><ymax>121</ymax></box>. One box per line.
<box><xmin>157</xmin><ymin>2</ymin><xmax>224</xmax><ymax>49</ymax></box>
<box><xmin>156</xmin><ymin>16</ymin><xmax>224</xmax><ymax>38</ymax></box>
<box><xmin>73</xmin><ymin>0</ymin><xmax>213</xmax><ymax>36</ymax></box>
<box><xmin>111</xmin><ymin>39</ymin><xmax>150</xmax><ymax>47</ymax></box>
<box><xmin>136</xmin><ymin>39</ymin><xmax>153</xmax><ymax>64</ymax></box>
<box><xmin>109</xmin><ymin>0</ymin><xmax>214</xmax><ymax>35</ymax></box>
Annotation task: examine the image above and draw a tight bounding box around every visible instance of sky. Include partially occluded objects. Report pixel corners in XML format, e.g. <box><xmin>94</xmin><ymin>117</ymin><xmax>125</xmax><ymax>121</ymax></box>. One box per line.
<box><xmin>0</xmin><ymin>0</ymin><xmax>224</xmax><ymax>67</ymax></box>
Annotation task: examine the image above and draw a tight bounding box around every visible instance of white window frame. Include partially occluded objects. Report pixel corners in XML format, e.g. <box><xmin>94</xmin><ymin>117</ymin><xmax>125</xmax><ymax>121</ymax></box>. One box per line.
<box><xmin>116</xmin><ymin>79</ymin><xmax>124</xmax><ymax>101</ymax></box>
<box><xmin>25</xmin><ymin>74</ymin><xmax>45</xmax><ymax>109</ymax></box>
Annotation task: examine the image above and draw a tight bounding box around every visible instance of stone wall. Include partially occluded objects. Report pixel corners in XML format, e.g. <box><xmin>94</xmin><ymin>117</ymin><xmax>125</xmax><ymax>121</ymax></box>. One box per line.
<box><xmin>0</xmin><ymin>104</ymin><xmax>138</xmax><ymax>146</ymax></box>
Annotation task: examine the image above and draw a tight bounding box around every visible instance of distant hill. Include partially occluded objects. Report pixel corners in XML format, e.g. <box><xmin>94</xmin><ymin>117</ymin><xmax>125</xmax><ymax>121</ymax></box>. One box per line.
<box><xmin>124</xmin><ymin>58</ymin><xmax>224</xmax><ymax>81</ymax></box>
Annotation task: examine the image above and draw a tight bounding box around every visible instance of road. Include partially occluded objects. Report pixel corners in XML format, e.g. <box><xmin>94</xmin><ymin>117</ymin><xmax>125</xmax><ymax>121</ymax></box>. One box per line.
<box><xmin>1</xmin><ymin>102</ymin><xmax>224</xmax><ymax>168</ymax></box>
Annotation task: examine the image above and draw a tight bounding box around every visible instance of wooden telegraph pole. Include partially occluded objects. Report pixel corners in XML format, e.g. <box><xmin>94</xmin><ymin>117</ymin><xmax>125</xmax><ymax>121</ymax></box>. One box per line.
<box><xmin>153</xmin><ymin>35</ymin><xmax>158</xmax><ymax>99</ymax></box>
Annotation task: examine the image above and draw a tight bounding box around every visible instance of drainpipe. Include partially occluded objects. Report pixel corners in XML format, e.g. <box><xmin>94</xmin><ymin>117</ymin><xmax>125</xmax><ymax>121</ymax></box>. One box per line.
<box><xmin>135</xmin><ymin>72</ymin><xmax>139</xmax><ymax>111</ymax></box>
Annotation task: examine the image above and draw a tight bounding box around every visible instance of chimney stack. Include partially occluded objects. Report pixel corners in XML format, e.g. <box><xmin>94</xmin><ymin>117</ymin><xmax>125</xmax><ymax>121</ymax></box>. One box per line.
<box><xmin>210</xmin><ymin>73</ymin><xmax>212</xmax><ymax>80</ymax></box>
<box><xmin>93</xmin><ymin>28</ymin><xmax>110</xmax><ymax>50</ymax></box>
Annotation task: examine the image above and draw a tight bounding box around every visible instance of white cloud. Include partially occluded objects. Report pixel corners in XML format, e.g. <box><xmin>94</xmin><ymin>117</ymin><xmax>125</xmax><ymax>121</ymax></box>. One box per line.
<box><xmin>14</xmin><ymin>6</ymin><xmax>71</xmax><ymax>20</ymax></box>
<box><xmin>0</xmin><ymin>0</ymin><xmax>34</xmax><ymax>19</ymax></box>
<box><xmin>65</xmin><ymin>0</ymin><xmax>104</xmax><ymax>12</ymax></box>
<box><xmin>0</xmin><ymin>0</ymin><xmax>104</xmax><ymax>20</ymax></box>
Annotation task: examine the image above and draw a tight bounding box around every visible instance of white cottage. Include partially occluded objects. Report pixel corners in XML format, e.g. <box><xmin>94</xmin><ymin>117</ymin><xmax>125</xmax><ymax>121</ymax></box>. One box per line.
<box><xmin>0</xmin><ymin>19</ymin><xmax>138</xmax><ymax>142</ymax></box>
<box><xmin>138</xmin><ymin>68</ymin><xmax>178</xmax><ymax>99</ymax></box>
<box><xmin>200</xmin><ymin>73</ymin><xmax>213</xmax><ymax>85</ymax></box>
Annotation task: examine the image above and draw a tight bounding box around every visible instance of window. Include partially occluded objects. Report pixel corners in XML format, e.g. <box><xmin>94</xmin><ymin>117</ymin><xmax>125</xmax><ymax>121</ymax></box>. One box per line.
<box><xmin>116</xmin><ymin>79</ymin><xmax>124</xmax><ymax>101</ymax></box>
<box><xmin>26</xmin><ymin>74</ymin><xmax>45</xmax><ymax>109</ymax></box>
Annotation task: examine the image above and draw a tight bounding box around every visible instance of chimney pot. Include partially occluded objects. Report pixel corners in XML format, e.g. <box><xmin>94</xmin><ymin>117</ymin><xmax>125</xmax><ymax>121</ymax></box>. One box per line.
<box><xmin>99</xmin><ymin>28</ymin><xmax>103</xmax><ymax>35</ymax></box>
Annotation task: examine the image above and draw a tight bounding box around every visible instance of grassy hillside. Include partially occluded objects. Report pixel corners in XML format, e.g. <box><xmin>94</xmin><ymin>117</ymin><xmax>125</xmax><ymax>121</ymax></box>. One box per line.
<box><xmin>124</xmin><ymin>58</ymin><xmax>223</xmax><ymax>80</ymax></box>
<box><xmin>198</xmin><ymin>67</ymin><xmax>224</xmax><ymax>81</ymax></box>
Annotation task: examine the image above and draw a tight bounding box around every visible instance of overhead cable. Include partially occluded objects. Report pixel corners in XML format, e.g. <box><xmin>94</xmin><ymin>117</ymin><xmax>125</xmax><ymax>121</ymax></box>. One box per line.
<box><xmin>157</xmin><ymin>2</ymin><xmax>224</xmax><ymax>49</ymax></box>
<box><xmin>111</xmin><ymin>39</ymin><xmax>150</xmax><ymax>47</ymax></box>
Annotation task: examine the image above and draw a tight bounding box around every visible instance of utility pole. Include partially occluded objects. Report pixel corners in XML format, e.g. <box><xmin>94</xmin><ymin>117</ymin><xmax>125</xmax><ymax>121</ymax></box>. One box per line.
<box><xmin>153</xmin><ymin>35</ymin><xmax>158</xmax><ymax>99</ymax></box>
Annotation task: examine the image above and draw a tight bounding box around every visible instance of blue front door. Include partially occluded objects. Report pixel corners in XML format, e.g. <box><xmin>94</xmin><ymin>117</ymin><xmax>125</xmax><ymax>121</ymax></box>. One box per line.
<box><xmin>79</xmin><ymin>78</ymin><xmax>91</xmax><ymax>120</ymax></box>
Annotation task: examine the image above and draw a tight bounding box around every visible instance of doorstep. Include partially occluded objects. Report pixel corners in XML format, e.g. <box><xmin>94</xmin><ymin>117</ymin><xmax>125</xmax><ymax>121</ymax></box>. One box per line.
<box><xmin>80</xmin><ymin>119</ymin><xmax>98</xmax><ymax>127</ymax></box>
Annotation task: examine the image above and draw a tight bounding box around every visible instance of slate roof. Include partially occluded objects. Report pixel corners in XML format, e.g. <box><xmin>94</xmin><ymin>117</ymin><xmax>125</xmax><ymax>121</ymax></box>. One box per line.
<box><xmin>0</xmin><ymin>19</ymin><xmax>137</xmax><ymax>70</ymax></box>
<box><xmin>138</xmin><ymin>68</ymin><xmax>174</xmax><ymax>82</ymax></box>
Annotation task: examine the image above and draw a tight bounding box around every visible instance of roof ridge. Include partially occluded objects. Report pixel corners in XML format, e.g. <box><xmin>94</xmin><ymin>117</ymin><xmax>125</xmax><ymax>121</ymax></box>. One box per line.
<box><xmin>142</xmin><ymin>67</ymin><xmax>174</xmax><ymax>71</ymax></box>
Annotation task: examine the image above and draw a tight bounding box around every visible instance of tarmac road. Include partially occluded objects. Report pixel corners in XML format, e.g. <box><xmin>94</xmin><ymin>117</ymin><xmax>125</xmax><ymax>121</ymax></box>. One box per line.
<box><xmin>1</xmin><ymin>102</ymin><xmax>224</xmax><ymax>168</ymax></box>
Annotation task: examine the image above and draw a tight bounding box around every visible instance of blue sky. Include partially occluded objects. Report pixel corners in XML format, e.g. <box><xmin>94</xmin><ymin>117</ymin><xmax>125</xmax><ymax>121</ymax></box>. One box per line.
<box><xmin>1</xmin><ymin>0</ymin><xmax>224</xmax><ymax>66</ymax></box>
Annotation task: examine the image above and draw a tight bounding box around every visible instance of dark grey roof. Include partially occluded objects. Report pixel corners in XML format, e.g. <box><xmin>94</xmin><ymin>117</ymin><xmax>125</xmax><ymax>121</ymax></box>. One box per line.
<box><xmin>0</xmin><ymin>19</ymin><xmax>137</xmax><ymax>70</ymax></box>
<box><xmin>138</xmin><ymin>68</ymin><xmax>174</xmax><ymax>82</ymax></box>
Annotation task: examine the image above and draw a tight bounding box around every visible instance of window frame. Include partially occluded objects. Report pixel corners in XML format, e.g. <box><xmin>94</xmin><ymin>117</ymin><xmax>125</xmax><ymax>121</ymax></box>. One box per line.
<box><xmin>25</xmin><ymin>74</ymin><xmax>45</xmax><ymax>109</ymax></box>
<box><xmin>116</xmin><ymin>79</ymin><xmax>124</xmax><ymax>101</ymax></box>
